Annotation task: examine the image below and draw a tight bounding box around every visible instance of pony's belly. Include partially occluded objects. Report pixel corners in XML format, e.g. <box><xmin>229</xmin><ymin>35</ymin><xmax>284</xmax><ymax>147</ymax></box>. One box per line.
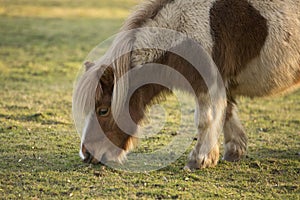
<box><xmin>232</xmin><ymin>78</ymin><xmax>300</xmax><ymax>98</ymax></box>
<box><xmin>230</xmin><ymin>60</ymin><xmax>300</xmax><ymax>98</ymax></box>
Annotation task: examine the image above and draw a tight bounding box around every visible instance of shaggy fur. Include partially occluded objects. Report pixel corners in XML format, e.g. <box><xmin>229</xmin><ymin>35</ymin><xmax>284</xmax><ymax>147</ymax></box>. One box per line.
<box><xmin>73</xmin><ymin>0</ymin><xmax>300</xmax><ymax>169</ymax></box>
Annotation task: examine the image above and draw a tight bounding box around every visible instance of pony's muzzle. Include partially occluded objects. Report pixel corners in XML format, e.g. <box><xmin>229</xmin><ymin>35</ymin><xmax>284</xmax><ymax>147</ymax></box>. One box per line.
<box><xmin>81</xmin><ymin>144</ymin><xmax>100</xmax><ymax>164</ymax></box>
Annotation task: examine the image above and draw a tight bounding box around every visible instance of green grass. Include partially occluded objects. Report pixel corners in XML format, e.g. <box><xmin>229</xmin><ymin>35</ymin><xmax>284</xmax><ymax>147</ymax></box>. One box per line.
<box><xmin>0</xmin><ymin>0</ymin><xmax>299</xmax><ymax>199</ymax></box>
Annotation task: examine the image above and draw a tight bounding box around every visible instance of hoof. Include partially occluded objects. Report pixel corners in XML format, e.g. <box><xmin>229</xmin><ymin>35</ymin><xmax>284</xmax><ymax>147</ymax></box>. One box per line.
<box><xmin>223</xmin><ymin>140</ymin><xmax>247</xmax><ymax>162</ymax></box>
<box><xmin>185</xmin><ymin>145</ymin><xmax>219</xmax><ymax>170</ymax></box>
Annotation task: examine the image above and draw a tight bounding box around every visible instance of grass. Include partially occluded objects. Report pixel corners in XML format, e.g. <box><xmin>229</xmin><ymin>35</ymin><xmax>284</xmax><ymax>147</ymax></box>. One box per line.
<box><xmin>0</xmin><ymin>0</ymin><xmax>299</xmax><ymax>199</ymax></box>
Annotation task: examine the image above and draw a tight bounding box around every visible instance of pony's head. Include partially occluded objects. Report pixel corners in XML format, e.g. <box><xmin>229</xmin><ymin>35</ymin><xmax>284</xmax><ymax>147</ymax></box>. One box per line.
<box><xmin>73</xmin><ymin>61</ymin><xmax>137</xmax><ymax>164</ymax></box>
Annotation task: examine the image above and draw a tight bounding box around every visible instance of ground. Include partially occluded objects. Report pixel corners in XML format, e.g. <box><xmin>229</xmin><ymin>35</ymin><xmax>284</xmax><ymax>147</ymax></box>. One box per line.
<box><xmin>0</xmin><ymin>0</ymin><xmax>299</xmax><ymax>199</ymax></box>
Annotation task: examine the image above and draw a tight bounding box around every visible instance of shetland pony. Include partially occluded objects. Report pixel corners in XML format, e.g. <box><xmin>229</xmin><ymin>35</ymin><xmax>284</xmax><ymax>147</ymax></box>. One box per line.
<box><xmin>73</xmin><ymin>0</ymin><xmax>300</xmax><ymax>170</ymax></box>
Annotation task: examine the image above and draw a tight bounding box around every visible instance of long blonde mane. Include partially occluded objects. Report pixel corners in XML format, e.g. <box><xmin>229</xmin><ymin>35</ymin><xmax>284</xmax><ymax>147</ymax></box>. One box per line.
<box><xmin>111</xmin><ymin>0</ymin><xmax>175</xmax><ymax>118</ymax></box>
<box><xmin>73</xmin><ymin>0</ymin><xmax>174</xmax><ymax>133</ymax></box>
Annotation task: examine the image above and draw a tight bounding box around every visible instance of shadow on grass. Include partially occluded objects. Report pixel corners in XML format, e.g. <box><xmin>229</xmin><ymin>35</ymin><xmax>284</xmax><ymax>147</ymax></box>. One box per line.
<box><xmin>247</xmin><ymin>147</ymin><xmax>300</xmax><ymax>160</ymax></box>
<box><xmin>2</xmin><ymin>146</ymin><xmax>298</xmax><ymax>173</ymax></box>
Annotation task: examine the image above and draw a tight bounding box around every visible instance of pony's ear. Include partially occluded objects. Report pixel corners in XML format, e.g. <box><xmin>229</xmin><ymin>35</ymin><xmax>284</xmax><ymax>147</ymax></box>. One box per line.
<box><xmin>99</xmin><ymin>65</ymin><xmax>114</xmax><ymax>87</ymax></box>
<box><xmin>84</xmin><ymin>61</ymin><xmax>95</xmax><ymax>71</ymax></box>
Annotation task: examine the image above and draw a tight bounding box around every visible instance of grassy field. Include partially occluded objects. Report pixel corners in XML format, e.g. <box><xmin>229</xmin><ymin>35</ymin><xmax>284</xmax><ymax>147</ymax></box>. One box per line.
<box><xmin>0</xmin><ymin>0</ymin><xmax>299</xmax><ymax>199</ymax></box>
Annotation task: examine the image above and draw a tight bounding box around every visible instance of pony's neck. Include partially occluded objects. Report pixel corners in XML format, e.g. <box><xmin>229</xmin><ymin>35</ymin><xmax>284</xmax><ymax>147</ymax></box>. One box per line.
<box><xmin>129</xmin><ymin>84</ymin><xmax>168</xmax><ymax>124</ymax></box>
<box><xmin>128</xmin><ymin>50</ymin><xmax>208</xmax><ymax>124</ymax></box>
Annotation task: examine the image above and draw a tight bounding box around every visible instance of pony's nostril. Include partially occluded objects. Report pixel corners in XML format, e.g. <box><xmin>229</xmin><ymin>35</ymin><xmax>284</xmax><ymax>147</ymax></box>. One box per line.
<box><xmin>83</xmin><ymin>151</ymin><xmax>92</xmax><ymax>164</ymax></box>
<box><xmin>81</xmin><ymin>145</ymin><xmax>91</xmax><ymax>163</ymax></box>
<box><xmin>81</xmin><ymin>145</ymin><xmax>100</xmax><ymax>164</ymax></box>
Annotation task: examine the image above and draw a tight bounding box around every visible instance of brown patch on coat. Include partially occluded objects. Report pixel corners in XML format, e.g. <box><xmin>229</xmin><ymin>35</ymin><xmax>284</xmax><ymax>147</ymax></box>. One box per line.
<box><xmin>127</xmin><ymin>37</ymin><xmax>218</xmax><ymax>129</ymax></box>
<box><xmin>95</xmin><ymin>86</ymin><xmax>136</xmax><ymax>151</ymax></box>
<box><xmin>94</xmin><ymin>67</ymin><xmax>135</xmax><ymax>150</ymax></box>
<box><xmin>127</xmin><ymin>46</ymin><xmax>211</xmax><ymax>129</ymax></box>
<box><xmin>210</xmin><ymin>0</ymin><xmax>268</xmax><ymax>78</ymax></box>
<box><xmin>164</xmin><ymin>51</ymin><xmax>209</xmax><ymax>94</ymax></box>
<box><xmin>91</xmin><ymin>0</ymin><xmax>177</xmax><ymax>152</ymax></box>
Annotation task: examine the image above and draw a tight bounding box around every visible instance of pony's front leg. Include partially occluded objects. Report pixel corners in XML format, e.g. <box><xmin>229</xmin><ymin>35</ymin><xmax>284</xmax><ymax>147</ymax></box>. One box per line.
<box><xmin>185</xmin><ymin>94</ymin><xmax>226</xmax><ymax>170</ymax></box>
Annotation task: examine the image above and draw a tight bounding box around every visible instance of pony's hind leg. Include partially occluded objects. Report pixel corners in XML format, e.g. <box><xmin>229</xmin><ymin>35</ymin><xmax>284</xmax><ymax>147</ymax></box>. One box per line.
<box><xmin>223</xmin><ymin>101</ymin><xmax>247</xmax><ymax>162</ymax></box>
<box><xmin>185</xmin><ymin>94</ymin><xmax>226</xmax><ymax>170</ymax></box>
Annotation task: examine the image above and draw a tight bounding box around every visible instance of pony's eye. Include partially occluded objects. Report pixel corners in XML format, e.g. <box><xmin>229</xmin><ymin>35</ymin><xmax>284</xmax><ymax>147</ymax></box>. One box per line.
<box><xmin>97</xmin><ymin>107</ymin><xmax>110</xmax><ymax>117</ymax></box>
